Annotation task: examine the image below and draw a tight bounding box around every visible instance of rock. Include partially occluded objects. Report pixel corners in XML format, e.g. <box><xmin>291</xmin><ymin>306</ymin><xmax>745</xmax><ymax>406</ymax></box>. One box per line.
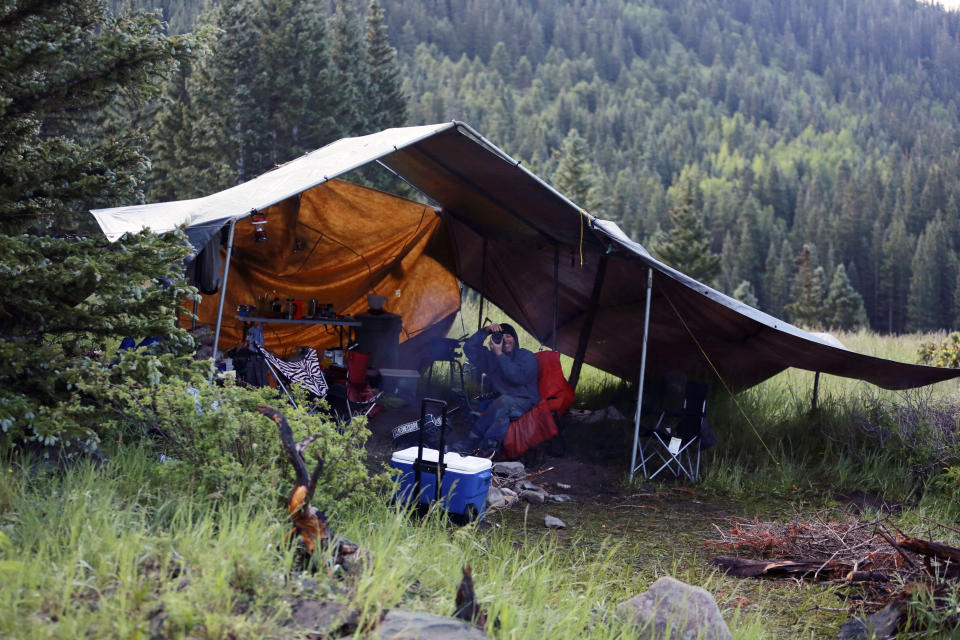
<box><xmin>331</xmin><ymin>537</ymin><xmax>368</xmax><ymax>574</ymax></box>
<box><xmin>519</xmin><ymin>481</ymin><xmax>546</xmax><ymax>493</ymax></box>
<box><xmin>547</xmin><ymin>494</ymin><xmax>572</xmax><ymax>503</ymax></box>
<box><xmin>556</xmin><ymin>482</ymin><xmax>571</xmax><ymax>490</ymax></box>
<box><xmin>837</xmin><ymin>602</ymin><xmax>901</xmax><ymax>640</ymax></box>
<box><xmin>544</xmin><ymin>515</ymin><xmax>566</xmax><ymax>529</ymax></box>
<box><xmin>617</xmin><ymin>576</ymin><xmax>731</xmax><ymax>640</ymax></box>
<box><xmin>290</xmin><ymin>600</ymin><xmax>358</xmax><ymax>637</ymax></box>
<box><xmin>486</xmin><ymin>487</ymin><xmax>507</xmax><ymax>509</ymax></box>
<box><xmin>499</xmin><ymin>487</ymin><xmax>518</xmax><ymax>499</ymax></box>
<box><xmin>373</xmin><ymin>609</ymin><xmax>491</xmax><ymax>639</ymax></box>
<box><xmin>493</xmin><ymin>461</ymin><xmax>525</xmax><ymax>477</ymax></box>
<box><xmin>520</xmin><ymin>490</ymin><xmax>545</xmax><ymax>504</ymax></box>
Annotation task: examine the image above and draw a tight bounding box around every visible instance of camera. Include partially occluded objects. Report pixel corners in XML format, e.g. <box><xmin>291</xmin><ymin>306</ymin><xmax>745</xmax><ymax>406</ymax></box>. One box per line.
<box><xmin>490</xmin><ymin>331</ymin><xmax>503</xmax><ymax>344</ymax></box>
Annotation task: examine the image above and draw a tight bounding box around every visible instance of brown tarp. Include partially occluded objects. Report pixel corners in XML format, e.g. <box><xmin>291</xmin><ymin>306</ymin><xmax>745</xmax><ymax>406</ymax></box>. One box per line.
<box><xmin>183</xmin><ymin>179</ymin><xmax>460</xmax><ymax>356</ymax></box>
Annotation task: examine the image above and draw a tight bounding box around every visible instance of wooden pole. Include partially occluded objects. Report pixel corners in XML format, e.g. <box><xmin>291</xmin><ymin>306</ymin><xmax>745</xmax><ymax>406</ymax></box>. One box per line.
<box><xmin>568</xmin><ymin>253</ymin><xmax>608</xmax><ymax>391</ymax></box>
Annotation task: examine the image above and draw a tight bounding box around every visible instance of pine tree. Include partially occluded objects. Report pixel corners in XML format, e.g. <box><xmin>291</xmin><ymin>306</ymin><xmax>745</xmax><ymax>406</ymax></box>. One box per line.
<box><xmin>0</xmin><ymin>2</ymin><xmax>195</xmax><ymax>233</ymax></box>
<box><xmin>877</xmin><ymin>216</ymin><xmax>914</xmax><ymax>334</ymax></box>
<box><xmin>551</xmin><ymin>129</ymin><xmax>604</xmax><ymax>214</ymax></box>
<box><xmin>907</xmin><ymin>214</ymin><xmax>957</xmax><ymax>331</ymax></box>
<box><xmin>364</xmin><ymin>0</ymin><xmax>407</xmax><ymax>131</ymax></box>
<box><xmin>649</xmin><ymin>178</ymin><xmax>721</xmax><ymax>286</ymax></box>
<box><xmin>329</xmin><ymin>0</ymin><xmax>370</xmax><ymax>136</ymax></box>
<box><xmin>784</xmin><ymin>244</ymin><xmax>824</xmax><ymax>329</ymax></box>
<box><xmin>823</xmin><ymin>263</ymin><xmax>868</xmax><ymax>330</ymax></box>
<box><xmin>732</xmin><ymin>280</ymin><xmax>759</xmax><ymax>308</ymax></box>
<box><xmin>0</xmin><ymin>1</ymin><xmax>200</xmax><ymax>449</ymax></box>
<box><xmin>152</xmin><ymin>0</ymin><xmax>340</xmax><ymax>195</ymax></box>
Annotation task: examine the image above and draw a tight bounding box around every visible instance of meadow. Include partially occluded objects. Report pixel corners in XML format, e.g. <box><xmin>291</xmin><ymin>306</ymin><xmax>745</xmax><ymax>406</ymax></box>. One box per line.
<box><xmin>2</xmin><ymin>323</ymin><xmax>960</xmax><ymax>639</ymax></box>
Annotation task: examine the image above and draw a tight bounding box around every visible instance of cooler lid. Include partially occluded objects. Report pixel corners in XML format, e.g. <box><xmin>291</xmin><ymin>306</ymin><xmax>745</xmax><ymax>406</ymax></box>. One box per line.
<box><xmin>391</xmin><ymin>447</ymin><xmax>493</xmax><ymax>474</ymax></box>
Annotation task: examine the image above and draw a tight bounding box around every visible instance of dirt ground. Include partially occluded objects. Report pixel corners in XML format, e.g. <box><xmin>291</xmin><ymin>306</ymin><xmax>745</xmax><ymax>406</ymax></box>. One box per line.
<box><xmin>363</xmin><ymin>395</ymin><xmax>629</xmax><ymax>500</ymax></box>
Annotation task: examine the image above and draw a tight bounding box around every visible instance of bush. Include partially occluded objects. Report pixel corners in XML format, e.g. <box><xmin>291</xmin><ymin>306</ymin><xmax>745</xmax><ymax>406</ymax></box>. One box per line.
<box><xmin>917</xmin><ymin>332</ymin><xmax>960</xmax><ymax>369</ymax></box>
<box><xmin>90</xmin><ymin>378</ymin><xmax>391</xmax><ymax>510</ymax></box>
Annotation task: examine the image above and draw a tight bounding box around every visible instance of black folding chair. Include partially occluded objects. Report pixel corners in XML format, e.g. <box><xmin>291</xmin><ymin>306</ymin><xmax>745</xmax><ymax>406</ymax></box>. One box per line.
<box><xmin>253</xmin><ymin>343</ymin><xmax>329</xmax><ymax>411</ymax></box>
<box><xmin>635</xmin><ymin>378</ymin><xmax>708</xmax><ymax>482</ymax></box>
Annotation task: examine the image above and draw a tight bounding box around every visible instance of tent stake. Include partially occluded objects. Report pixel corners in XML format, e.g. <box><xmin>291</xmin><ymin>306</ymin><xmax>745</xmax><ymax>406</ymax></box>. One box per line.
<box><xmin>629</xmin><ymin>267</ymin><xmax>654</xmax><ymax>482</ymax></box>
<box><xmin>568</xmin><ymin>253</ymin><xmax>608</xmax><ymax>390</ymax></box>
<box><xmin>209</xmin><ymin>219</ymin><xmax>237</xmax><ymax>382</ymax></box>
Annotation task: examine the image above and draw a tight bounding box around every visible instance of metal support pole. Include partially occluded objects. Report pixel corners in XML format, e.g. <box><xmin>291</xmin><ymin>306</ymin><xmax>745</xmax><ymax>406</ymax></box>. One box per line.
<box><xmin>629</xmin><ymin>267</ymin><xmax>654</xmax><ymax>482</ymax></box>
<box><xmin>210</xmin><ymin>219</ymin><xmax>237</xmax><ymax>382</ymax></box>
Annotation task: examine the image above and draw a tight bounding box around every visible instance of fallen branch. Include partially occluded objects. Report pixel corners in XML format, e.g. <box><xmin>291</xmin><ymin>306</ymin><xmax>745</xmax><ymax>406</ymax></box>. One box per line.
<box><xmin>258</xmin><ymin>405</ymin><xmax>328</xmax><ymax>555</ymax></box>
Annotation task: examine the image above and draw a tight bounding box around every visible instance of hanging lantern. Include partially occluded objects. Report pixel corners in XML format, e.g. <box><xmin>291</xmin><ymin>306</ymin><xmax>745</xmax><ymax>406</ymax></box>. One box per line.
<box><xmin>251</xmin><ymin>209</ymin><xmax>267</xmax><ymax>242</ymax></box>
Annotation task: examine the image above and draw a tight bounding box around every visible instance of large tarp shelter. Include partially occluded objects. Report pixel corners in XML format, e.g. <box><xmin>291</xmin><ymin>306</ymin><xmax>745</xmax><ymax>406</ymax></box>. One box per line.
<box><xmin>92</xmin><ymin>122</ymin><xmax>960</xmax><ymax>472</ymax></box>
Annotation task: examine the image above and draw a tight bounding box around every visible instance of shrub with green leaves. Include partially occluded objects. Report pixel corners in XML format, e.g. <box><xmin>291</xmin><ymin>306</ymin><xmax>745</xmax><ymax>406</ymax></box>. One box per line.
<box><xmin>917</xmin><ymin>332</ymin><xmax>960</xmax><ymax>369</ymax></box>
<box><xmin>91</xmin><ymin>378</ymin><xmax>391</xmax><ymax>510</ymax></box>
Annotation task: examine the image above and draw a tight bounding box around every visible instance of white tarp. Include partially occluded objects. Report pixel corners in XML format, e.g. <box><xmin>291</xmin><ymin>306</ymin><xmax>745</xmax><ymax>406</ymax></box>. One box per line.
<box><xmin>90</xmin><ymin>122</ymin><xmax>455</xmax><ymax>248</ymax></box>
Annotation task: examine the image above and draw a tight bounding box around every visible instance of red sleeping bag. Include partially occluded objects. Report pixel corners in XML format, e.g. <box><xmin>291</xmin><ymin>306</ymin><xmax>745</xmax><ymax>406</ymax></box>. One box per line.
<box><xmin>501</xmin><ymin>351</ymin><xmax>575</xmax><ymax>460</ymax></box>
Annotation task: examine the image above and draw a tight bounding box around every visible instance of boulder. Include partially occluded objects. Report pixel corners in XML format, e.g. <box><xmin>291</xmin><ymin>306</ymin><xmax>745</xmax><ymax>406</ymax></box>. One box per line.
<box><xmin>519</xmin><ymin>490</ymin><xmax>545</xmax><ymax>504</ymax></box>
<box><xmin>617</xmin><ymin>576</ymin><xmax>731</xmax><ymax>640</ymax></box>
<box><xmin>486</xmin><ymin>487</ymin><xmax>507</xmax><ymax>509</ymax></box>
<box><xmin>289</xmin><ymin>600</ymin><xmax>358</xmax><ymax>637</ymax></box>
<box><xmin>493</xmin><ymin>461</ymin><xmax>525</xmax><ymax>477</ymax></box>
<box><xmin>544</xmin><ymin>515</ymin><xmax>566</xmax><ymax>529</ymax></box>
<box><xmin>373</xmin><ymin>609</ymin><xmax>491</xmax><ymax>639</ymax></box>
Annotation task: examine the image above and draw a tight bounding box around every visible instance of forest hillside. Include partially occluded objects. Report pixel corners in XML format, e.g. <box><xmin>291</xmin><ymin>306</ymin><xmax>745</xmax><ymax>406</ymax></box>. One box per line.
<box><xmin>116</xmin><ymin>0</ymin><xmax>960</xmax><ymax>334</ymax></box>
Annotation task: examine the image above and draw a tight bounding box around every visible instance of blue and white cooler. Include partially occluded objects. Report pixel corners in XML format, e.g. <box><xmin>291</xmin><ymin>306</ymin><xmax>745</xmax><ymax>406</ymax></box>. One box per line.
<box><xmin>391</xmin><ymin>447</ymin><xmax>493</xmax><ymax>521</ymax></box>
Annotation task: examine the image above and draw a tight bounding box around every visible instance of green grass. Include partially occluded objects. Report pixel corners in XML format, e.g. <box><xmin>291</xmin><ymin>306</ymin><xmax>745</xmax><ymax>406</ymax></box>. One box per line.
<box><xmin>6</xmin><ymin>320</ymin><xmax>960</xmax><ymax>638</ymax></box>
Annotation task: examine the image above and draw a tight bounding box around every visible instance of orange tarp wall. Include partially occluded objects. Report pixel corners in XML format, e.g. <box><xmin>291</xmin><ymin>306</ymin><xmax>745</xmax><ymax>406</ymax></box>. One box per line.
<box><xmin>182</xmin><ymin>179</ymin><xmax>461</xmax><ymax>356</ymax></box>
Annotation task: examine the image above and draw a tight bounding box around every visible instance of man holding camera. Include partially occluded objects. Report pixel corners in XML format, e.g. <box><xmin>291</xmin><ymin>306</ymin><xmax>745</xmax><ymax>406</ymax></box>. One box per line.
<box><xmin>453</xmin><ymin>322</ymin><xmax>540</xmax><ymax>457</ymax></box>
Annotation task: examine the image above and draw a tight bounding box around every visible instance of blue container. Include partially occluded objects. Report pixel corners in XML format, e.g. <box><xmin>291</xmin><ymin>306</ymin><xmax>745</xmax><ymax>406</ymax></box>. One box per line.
<box><xmin>391</xmin><ymin>447</ymin><xmax>492</xmax><ymax>521</ymax></box>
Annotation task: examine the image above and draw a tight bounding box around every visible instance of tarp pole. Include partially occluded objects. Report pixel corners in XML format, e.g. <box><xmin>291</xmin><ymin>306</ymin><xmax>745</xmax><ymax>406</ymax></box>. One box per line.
<box><xmin>553</xmin><ymin>244</ymin><xmax>559</xmax><ymax>351</ymax></box>
<box><xmin>477</xmin><ymin>237</ymin><xmax>487</xmax><ymax>330</ymax></box>
<box><xmin>812</xmin><ymin>371</ymin><xmax>820</xmax><ymax>412</ymax></box>
<box><xmin>568</xmin><ymin>253</ymin><xmax>608</xmax><ymax>390</ymax></box>
<box><xmin>209</xmin><ymin>219</ymin><xmax>237</xmax><ymax>382</ymax></box>
<box><xmin>629</xmin><ymin>267</ymin><xmax>654</xmax><ymax>482</ymax></box>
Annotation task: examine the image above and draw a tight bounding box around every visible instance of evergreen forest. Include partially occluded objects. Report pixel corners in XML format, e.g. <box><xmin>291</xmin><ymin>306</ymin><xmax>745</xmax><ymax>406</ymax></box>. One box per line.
<box><xmin>115</xmin><ymin>0</ymin><xmax>960</xmax><ymax>335</ymax></box>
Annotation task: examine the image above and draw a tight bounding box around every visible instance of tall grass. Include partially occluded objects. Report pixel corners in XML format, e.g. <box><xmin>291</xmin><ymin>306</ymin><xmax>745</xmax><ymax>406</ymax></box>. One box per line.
<box><xmin>1</xmin><ymin>447</ymin><xmax>783</xmax><ymax>638</ymax></box>
<box><xmin>0</xmin><ymin>447</ymin><xmax>294</xmax><ymax>639</ymax></box>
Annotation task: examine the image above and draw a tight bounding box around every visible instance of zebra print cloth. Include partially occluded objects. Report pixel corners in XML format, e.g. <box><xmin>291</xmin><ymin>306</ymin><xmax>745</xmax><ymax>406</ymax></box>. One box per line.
<box><xmin>254</xmin><ymin>344</ymin><xmax>329</xmax><ymax>398</ymax></box>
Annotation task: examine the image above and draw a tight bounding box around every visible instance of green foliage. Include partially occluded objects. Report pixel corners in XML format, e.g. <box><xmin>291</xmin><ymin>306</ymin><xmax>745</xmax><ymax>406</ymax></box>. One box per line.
<box><xmin>649</xmin><ymin>178</ymin><xmax>721</xmax><ymax>285</ymax></box>
<box><xmin>823</xmin><ymin>263</ymin><xmax>868</xmax><ymax>331</ymax></box>
<box><xmin>784</xmin><ymin>244</ymin><xmax>824</xmax><ymax>329</ymax></box>
<box><xmin>92</xmin><ymin>379</ymin><xmax>390</xmax><ymax>508</ymax></box>
<box><xmin>551</xmin><ymin>129</ymin><xmax>604</xmax><ymax>213</ymax></box>
<box><xmin>917</xmin><ymin>332</ymin><xmax>960</xmax><ymax>369</ymax></box>
<box><xmin>0</xmin><ymin>0</ymin><xmax>197</xmax><ymax>234</ymax></box>
<box><xmin>0</xmin><ymin>231</ymin><xmax>201</xmax><ymax>451</ymax></box>
<box><xmin>732</xmin><ymin>280</ymin><xmax>758</xmax><ymax>308</ymax></box>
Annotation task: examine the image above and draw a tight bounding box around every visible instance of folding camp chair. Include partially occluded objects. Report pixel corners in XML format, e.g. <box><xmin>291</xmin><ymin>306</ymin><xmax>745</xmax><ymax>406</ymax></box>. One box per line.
<box><xmin>634</xmin><ymin>378</ymin><xmax>708</xmax><ymax>482</ymax></box>
<box><xmin>419</xmin><ymin>336</ymin><xmax>472</xmax><ymax>410</ymax></box>
<box><xmin>253</xmin><ymin>343</ymin><xmax>328</xmax><ymax>410</ymax></box>
<box><xmin>333</xmin><ymin>350</ymin><xmax>383</xmax><ymax>420</ymax></box>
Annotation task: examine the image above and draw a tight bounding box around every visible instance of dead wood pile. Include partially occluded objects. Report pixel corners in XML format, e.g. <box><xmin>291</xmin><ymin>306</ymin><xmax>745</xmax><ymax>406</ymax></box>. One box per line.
<box><xmin>705</xmin><ymin>511</ymin><xmax>960</xmax><ymax>635</ymax></box>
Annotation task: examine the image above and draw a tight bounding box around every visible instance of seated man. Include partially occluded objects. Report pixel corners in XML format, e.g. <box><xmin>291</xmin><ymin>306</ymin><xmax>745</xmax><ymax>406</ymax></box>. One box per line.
<box><xmin>453</xmin><ymin>323</ymin><xmax>539</xmax><ymax>456</ymax></box>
